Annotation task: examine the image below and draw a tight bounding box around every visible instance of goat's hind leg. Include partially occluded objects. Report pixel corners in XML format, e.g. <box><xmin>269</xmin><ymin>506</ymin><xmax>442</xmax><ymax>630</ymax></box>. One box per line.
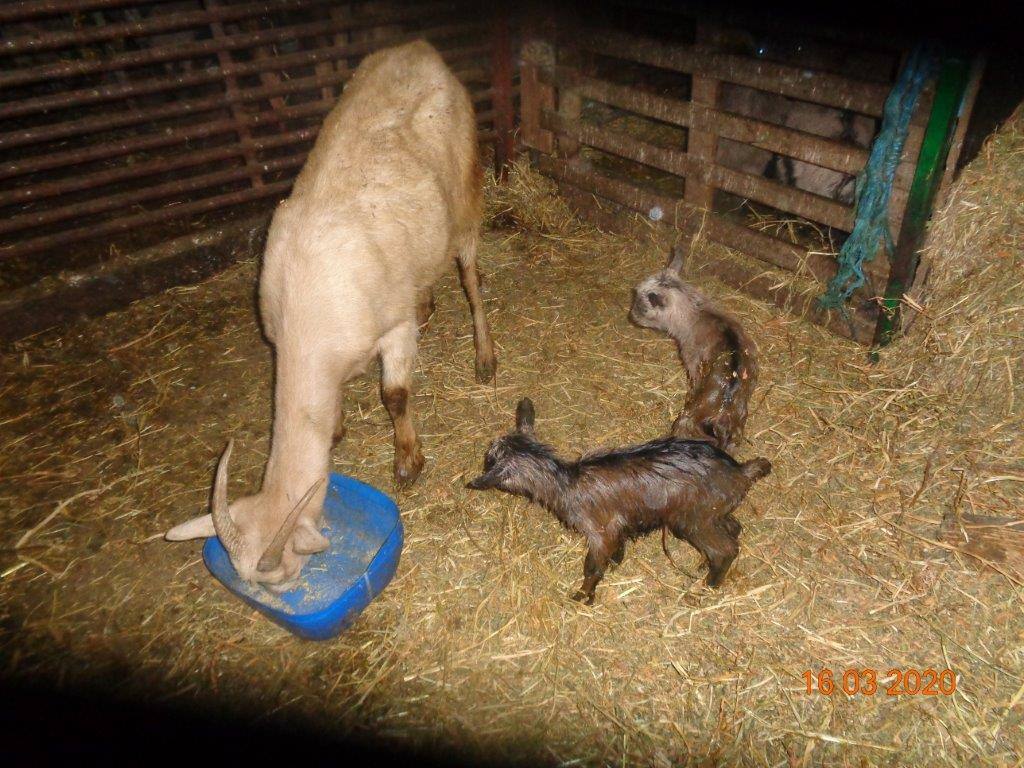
<box><xmin>456</xmin><ymin>233</ymin><xmax>496</xmax><ymax>383</ymax></box>
<box><xmin>379</xmin><ymin>322</ymin><xmax>424</xmax><ymax>487</ymax></box>
<box><xmin>670</xmin><ymin>518</ymin><xmax>739</xmax><ymax>589</ymax></box>
<box><xmin>572</xmin><ymin>538</ymin><xmax>616</xmax><ymax>605</ymax></box>
<box><xmin>416</xmin><ymin>287</ymin><xmax>436</xmax><ymax>330</ymax></box>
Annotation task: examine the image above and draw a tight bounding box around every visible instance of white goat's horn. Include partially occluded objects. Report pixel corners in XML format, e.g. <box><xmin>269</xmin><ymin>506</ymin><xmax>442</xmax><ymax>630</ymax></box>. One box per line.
<box><xmin>256</xmin><ymin>477</ymin><xmax>324</xmax><ymax>574</ymax></box>
<box><xmin>210</xmin><ymin>440</ymin><xmax>248</xmax><ymax>562</ymax></box>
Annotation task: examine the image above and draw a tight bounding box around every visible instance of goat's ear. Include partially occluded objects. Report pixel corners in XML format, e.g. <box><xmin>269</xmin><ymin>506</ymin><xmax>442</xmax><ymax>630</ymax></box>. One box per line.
<box><xmin>515</xmin><ymin>398</ymin><xmax>536</xmax><ymax>434</ymax></box>
<box><xmin>292</xmin><ymin>519</ymin><xmax>330</xmax><ymax>555</ymax></box>
<box><xmin>667</xmin><ymin>244</ymin><xmax>687</xmax><ymax>274</ymax></box>
<box><xmin>165</xmin><ymin>514</ymin><xmax>215</xmax><ymax>541</ymax></box>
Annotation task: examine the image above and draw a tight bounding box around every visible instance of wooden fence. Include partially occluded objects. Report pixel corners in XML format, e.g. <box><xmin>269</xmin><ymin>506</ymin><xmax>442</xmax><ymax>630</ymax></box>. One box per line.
<box><xmin>0</xmin><ymin>0</ymin><xmax>515</xmax><ymax>293</ymax></box>
<box><xmin>519</xmin><ymin>7</ymin><xmax>978</xmax><ymax>344</ymax></box>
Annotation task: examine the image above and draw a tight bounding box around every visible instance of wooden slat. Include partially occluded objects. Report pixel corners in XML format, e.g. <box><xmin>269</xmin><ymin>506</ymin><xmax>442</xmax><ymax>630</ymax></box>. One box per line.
<box><xmin>576</xmin><ymin>28</ymin><xmax>895</xmax><ymax>119</ymax></box>
<box><xmin>537</xmin><ymin>154</ymin><xmax>888</xmax><ymax>286</ymax></box>
<box><xmin>542</xmin><ymin>109</ymin><xmax>855</xmax><ymax>231</ymax></box>
<box><xmin>552</xmin><ymin>178</ymin><xmax>878</xmax><ymax>344</ymax></box>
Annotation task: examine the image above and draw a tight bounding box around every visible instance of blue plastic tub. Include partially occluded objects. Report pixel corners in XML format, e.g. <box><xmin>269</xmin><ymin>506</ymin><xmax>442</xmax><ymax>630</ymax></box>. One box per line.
<box><xmin>202</xmin><ymin>472</ymin><xmax>403</xmax><ymax>641</ymax></box>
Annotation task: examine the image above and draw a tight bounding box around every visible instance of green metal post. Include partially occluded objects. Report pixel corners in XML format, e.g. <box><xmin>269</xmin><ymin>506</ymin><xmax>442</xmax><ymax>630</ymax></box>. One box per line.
<box><xmin>870</xmin><ymin>54</ymin><xmax>972</xmax><ymax>358</ymax></box>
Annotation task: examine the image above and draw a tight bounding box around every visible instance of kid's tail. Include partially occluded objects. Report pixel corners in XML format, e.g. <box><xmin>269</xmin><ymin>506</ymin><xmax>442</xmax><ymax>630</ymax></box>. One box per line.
<box><xmin>741</xmin><ymin>457</ymin><xmax>772</xmax><ymax>481</ymax></box>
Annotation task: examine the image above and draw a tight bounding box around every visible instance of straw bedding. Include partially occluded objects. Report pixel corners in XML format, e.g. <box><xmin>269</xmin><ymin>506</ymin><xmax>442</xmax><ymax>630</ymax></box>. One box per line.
<box><xmin>1</xmin><ymin>107</ymin><xmax>1022</xmax><ymax>765</ymax></box>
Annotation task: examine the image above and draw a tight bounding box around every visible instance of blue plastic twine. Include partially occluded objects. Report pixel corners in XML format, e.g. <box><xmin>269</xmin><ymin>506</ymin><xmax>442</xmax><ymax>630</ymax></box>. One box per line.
<box><xmin>818</xmin><ymin>45</ymin><xmax>938</xmax><ymax>313</ymax></box>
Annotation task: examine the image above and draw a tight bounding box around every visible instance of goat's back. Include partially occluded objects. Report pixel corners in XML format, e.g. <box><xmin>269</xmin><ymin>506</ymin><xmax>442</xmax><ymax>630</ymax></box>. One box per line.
<box><xmin>259</xmin><ymin>41</ymin><xmax>482</xmax><ymax>352</ymax></box>
<box><xmin>292</xmin><ymin>39</ymin><xmax>479</xmax><ymax>227</ymax></box>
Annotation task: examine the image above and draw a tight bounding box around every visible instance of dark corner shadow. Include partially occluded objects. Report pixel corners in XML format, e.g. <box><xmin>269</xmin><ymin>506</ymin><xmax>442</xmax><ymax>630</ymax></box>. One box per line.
<box><xmin>0</xmin><ymin>675</ymin><xmax>557</xmax><ymax>767</ymax></box>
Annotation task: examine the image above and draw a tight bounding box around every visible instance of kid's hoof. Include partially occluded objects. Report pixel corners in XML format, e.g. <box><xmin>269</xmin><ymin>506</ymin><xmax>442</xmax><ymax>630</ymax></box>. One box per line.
<box><xmin>394</xmin><ymin>446</ymin><xmax>425</xmax><ymax>487</ymax></box>
<box><xmin>571</xmin><ymin>590</ymin><xmax>595</xmax><ymax>605</ymax></box>
<box><xmin>475</xmin><ymin>356</ymin><xmax>497</xmax><ymax>384</ymax></box>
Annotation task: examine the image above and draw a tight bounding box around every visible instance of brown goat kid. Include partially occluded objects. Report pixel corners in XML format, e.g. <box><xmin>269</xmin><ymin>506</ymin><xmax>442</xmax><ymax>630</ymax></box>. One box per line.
<box><xmin>165</xmin><ymin>41</ymin><xmax>495</xmax><ymax>588</ymax></box>
<box><xmin>467</xmin><ymin>399</ymin><xmax>771</xmax><ymax>604</ymax></box>
<box><xmin>630</xmin><ymin>245</ymin><xmax>758</xmax><ymax>453</ymax></box>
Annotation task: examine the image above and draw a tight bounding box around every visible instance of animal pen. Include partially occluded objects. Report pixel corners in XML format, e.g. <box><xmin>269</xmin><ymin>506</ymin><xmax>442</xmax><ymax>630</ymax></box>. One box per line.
<box><xmin>2</xmin><ymin>1</ymin><xmax>1023</xmax><ymax>766</ymax></box>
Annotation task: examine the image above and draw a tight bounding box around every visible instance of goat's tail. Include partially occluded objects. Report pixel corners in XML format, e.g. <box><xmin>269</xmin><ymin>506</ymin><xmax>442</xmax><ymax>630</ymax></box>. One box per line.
<box><xmin>740</xmin><ymin>457</ymin><xmax>772</xmax><ymax>482</ymax></box>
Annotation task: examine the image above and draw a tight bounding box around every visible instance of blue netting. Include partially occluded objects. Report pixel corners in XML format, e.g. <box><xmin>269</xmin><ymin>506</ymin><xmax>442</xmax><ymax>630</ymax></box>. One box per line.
<box><xmin>818</xmin><ymin>45</ymin><xmax>938</xmax><ymax>312</ymax></box>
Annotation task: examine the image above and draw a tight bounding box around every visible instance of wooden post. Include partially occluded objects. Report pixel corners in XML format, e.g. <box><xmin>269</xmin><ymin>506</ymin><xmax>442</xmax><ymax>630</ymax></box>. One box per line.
<box><xmin>518</xmin><ymin>11</ymin><xmax>555</xmax><ymax>156</ymax></box>
<box><xmin>490</xmin><ymin>12</ymin><xmax>516</xmax><ymax>180</ymax></box>
<box><xmin>684</xmin><ymin>21</ymin><xmax>721</xmax><ymax>211</ymax></box>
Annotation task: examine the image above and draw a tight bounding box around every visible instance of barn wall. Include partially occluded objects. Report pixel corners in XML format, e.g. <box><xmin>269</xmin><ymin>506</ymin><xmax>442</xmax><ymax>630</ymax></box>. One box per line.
<box><xmin>0</xmin><ymin>0</ymin><xmax>515</xmax><ymax>299</ymax></box>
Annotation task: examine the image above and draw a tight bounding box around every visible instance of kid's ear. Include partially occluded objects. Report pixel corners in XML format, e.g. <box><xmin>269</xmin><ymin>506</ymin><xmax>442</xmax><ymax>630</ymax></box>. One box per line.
<box><xmin>515</xmin><ymin>398</ymin><xmax>536</xmax><ymax>434</ymax></box>
<box><xmin>667</xmin><ymin>244</ymin><xmax>687</xmax><ymax>274</ymax></box>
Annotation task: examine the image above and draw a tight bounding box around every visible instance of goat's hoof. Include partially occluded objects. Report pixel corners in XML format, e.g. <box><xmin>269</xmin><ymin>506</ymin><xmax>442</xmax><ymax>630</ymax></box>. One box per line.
<box><xmin>394</xmin><ymin>448</ymin><xmax>425</xmax><ymax>488</ymax></box>
<box><xmin>571</xmin><ymin>590</ymin><xmax>595</xmax><ymax>605</ymax></box>
<box><xmin>475</xmin><ymin>356</ymin><xmax>497</xmax><ymax>384</ymax></box>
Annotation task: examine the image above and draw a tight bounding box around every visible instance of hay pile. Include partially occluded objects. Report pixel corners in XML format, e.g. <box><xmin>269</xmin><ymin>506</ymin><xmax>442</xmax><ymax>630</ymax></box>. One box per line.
<box><xmin>1</xmin><ymin>112</ymin><xmax>1022</xmax><ymax>766</ymax></box>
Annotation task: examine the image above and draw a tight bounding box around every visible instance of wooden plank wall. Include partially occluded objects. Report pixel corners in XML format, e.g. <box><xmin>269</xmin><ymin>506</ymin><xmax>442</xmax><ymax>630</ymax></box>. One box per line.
<box><xmin>519</xmin><ymin>6</ymin><xmax>966</xmax><ymax>345</ymax></box>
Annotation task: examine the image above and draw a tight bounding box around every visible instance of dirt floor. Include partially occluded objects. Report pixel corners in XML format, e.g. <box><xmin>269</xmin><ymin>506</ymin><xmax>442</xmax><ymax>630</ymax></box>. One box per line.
<box><xmin>2</xmin><ymin>143</ymin><xmax>1023</xmax><ymax>764</ymax></box>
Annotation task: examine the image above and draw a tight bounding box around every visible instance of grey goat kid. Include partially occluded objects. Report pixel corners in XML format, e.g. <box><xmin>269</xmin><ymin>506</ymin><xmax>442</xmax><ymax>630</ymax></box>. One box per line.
<box><xmin>467</xmin><ymin>399</ymin><xmax>771</xmax><ymax>604</ymax></box>
<box><xmin>630</xmin><ymin>245</ymin><xmax>758</xmax><ymax>453</ymax></box>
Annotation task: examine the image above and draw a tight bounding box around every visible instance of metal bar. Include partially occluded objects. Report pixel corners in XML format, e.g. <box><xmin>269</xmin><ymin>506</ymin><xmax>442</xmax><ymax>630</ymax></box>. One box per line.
<box><xmin>0</xmin><ymin>101</ymin><xmax>329</xmax><ymax>182</ymax></box>
<box><xmin>1</xmin><ymin>109</ymin><xmax>495</xmax><ymax>211</ymax></box>
<box><xmin>0</xmin><ymin>30</ymin><xmax>487</xmax><ymax>121</ymax></box>
<box><xmin>0</xmin><ymin>86</ymin><xmax>496</xmax><ymax>183</ymax></box>
<box><xmin>937</xmin><ymin>54</ymin><xmax>986</xmax><ymax>206</ymax></box>
<box><xmin>0</xmin><ymin>154</ymin><xmax>307</xmax><ymax>238</ymax></box>
<box><xmin>0</xmin><ymin>1</ymin><xmax>465</xmax><ymax>89</ymax></box>
<box><xmin>0</xmin><ymin>122</ymin><xmax>504</xmax><ymax>261</ymax></box>
<box><xmin>0</xmin><ymin>0</ymin><xmax>338</xmax><ymax>56</ymax></box>
<box><xmin>0</xmin><ymin>215</ymin><xmax>270</xmax><ymax>347</ymax></box>
<box><xmin>872</xmin><ymin>55</ymin><xmax>972</xmax><ymax>351</ymax></box>
<box><xmin>0</xmin><ymin>182</ymin><xmax>293</xmax><ymax>261</ymax></box>
<box><xmin>205</xmin><ymin>0</ymin><xmax>263</xmax><ymax>189</ymax></box>
<box><xmin>0</xmin><ymin>0</ymin><xmax>173</xmax><ymax>24</ymax></box>
<box><xmin>1</xmin><ymin>62</ymin><xmax>484</xmax><ymax>153</ymax></box>
<box><xmin>0</xmin><ymin>129</ymin><xmax>316</xmax><ymax>209</ymax></box>
<box><xmin>0</xmin><ymin>69</ymin><xmax>353</xmax><ymax>151</ymax></box>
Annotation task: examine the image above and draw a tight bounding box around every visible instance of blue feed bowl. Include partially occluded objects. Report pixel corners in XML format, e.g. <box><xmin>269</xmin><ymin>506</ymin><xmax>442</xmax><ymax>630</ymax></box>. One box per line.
<box><xmin>202</xmin><ymin>472</ymin><xmax>403</xmax><ymax>641</ymax></box>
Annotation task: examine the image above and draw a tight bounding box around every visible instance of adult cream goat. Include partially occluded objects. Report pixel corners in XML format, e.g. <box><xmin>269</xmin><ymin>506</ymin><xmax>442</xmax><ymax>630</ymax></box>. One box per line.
<box><xmin>166</xmin><ymin>40</ymin><xmax>496</xmax><ymax>587</ymax></box>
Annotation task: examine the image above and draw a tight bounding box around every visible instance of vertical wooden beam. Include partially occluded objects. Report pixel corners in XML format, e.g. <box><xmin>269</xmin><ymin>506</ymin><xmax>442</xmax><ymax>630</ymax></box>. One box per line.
<box><xmin>683</xmin><ymin>21</ymin><xmax>721</xmax><ymax>210</ymax></box>
<box><xmin>519</xmin><ymin>10</ymin><xmax>556</xmax><ymax>156</ymax></box>
<box><xmin>490</xmin><ymin>12</ymin><xmax>516</xmax><ymax>179</ymax></box>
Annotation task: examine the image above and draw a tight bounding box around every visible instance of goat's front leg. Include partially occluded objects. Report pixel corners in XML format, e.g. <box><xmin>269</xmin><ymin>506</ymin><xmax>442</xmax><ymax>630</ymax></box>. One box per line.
<box><xmin>572</xmin><ymin>538</ymin><xmax>615</xmax><ymax>605</ymax></box>
<box><xmin>379</xmin><ymin>322</ymin><xmax>424</xmax><ymax>487</ymax></box>
<box><xmin>456</xmin><ymin>235</ymin><xmax>497</xmax><ymax>383</ymax></box>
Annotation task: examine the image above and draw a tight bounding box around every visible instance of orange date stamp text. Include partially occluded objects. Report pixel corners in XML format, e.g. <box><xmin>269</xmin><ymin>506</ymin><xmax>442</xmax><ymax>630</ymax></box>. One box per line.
<box><xmin>802</xmin><ymin>668</ymin><xmax>957</xmax><ymax>696</ymax></box>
